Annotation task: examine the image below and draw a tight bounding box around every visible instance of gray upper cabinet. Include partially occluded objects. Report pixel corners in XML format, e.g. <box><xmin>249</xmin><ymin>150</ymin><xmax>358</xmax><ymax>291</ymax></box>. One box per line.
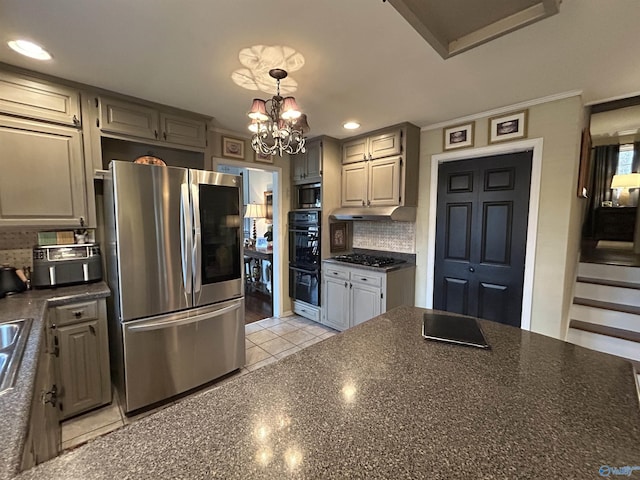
<box><xmin>0</xmin><ymin>115</ymin><xmax>86</xmax><ymax>227</ymax></box>
<box><xmin>341</xmin><ymin>128</ymin><xmax>402</xmax><ymax>164</ymax></box>
<box><xmin>99</xmin><ymin>96</ymin><xmax>160</xmax><ymax>140</ymax></box>
<box><xmin>160</xmin><ymin>113</ymin><xmax>207</xmax><ymax>148</ymax></box>
<box><xmin>292</xmin><ymin>138</ymin><xmax>322</xmax><ymax>184</ymax></box>
<box><xmin>0</xmin><ymin>70</ymin><xmax>81</xmax><ymax>126</ymax></box>
<box><xmin>98</xmin><ymin>96</ymin><xmax>207</xmax><ymax>148</ymax></box>
<box><xmin>340</xmin><ymin>123</ymin><xmax>420</xmax><ymax>208</ymax></box>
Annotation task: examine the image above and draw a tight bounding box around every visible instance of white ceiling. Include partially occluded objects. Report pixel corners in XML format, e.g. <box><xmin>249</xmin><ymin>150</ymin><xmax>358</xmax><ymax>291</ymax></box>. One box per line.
<box><xmin>0</xmin><ymin>0</ymin><xmax>639</xmax><ymax>139</ymax></box>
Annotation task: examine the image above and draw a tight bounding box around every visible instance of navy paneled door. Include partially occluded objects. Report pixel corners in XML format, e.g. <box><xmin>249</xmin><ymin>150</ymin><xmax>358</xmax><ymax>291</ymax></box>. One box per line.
<box><xmin>434</xmin><ymin>151</ymin><xmax>533</xmax><ymax>327</ymax></box>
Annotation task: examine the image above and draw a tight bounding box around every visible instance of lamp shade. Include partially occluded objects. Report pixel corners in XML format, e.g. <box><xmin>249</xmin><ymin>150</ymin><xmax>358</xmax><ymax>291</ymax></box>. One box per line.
<box><xmin>294</xmin><ymin>114</ymin><xmax>310</xmax><ymax>134</ymax></box>
<box><xmin>280</xmin><ymin>96</ymin><xmax>301</xmax><ymax>120</ymax></box>
<box><xmin>611</xmin><ymin>173</ymin><xmax>640</xmax><ymax>189</ymax></box>
<box><xmin>244</xmin><ymin>203</ymin><xmax>265</xmax><ymax>219</ymax></box>
<box><xmin>248</xmin><ymin>99</ymin><xmax>269</xmax><ymax>121</ymax></box>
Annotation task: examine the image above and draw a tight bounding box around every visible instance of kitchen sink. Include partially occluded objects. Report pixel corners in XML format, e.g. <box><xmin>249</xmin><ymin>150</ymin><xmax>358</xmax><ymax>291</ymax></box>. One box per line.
<box><xmin>0</xmin><ymin>319</ymin><xmax>33</xmax><ymax>394</ymax></box>
<box><xmin>0</xmin><ymin>323</ymin><xmax>19</xmax><ymax>349</ymax></box>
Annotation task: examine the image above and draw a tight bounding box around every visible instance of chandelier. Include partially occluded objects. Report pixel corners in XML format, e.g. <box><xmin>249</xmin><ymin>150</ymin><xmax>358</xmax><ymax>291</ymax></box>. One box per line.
<box><xmin>247</xmin><ymin>68</ymin><xmax>310</xmax><ymax>157</ymax></box>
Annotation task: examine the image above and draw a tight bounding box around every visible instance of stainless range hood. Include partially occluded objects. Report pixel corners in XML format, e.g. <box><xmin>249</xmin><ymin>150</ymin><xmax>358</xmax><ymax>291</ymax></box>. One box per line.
<box><xmin>330</xmin><ymin>206</ymin><xmax>416</xmax><ymax>222</ymax></box>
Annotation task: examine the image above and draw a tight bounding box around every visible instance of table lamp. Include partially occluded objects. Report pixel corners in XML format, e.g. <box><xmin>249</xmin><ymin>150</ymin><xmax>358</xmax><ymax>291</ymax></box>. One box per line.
<box><xmin>611</xmin><ymin>173</ymin><xmax>640</xmax><ymax>206</ymax></box>
<box><xmin>244</xmin><ymin>203</ymin><xmax>265</xmax><ymax>243</ymax></box>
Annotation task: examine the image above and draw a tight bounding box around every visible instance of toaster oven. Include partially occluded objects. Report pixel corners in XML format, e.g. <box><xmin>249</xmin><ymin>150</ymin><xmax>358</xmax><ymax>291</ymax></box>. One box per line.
<box><xmin>32</xmin><ymin>244</ymin><xmax>102</xmax><ymax>288</ymax></box>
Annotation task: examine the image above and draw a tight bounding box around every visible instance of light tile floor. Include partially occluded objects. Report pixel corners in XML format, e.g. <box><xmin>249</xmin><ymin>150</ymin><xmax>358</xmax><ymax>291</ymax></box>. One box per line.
<box><xmin>60</xmin><ymin>314</ymin><xmax>337</xmax><ymax>450</ymax></box>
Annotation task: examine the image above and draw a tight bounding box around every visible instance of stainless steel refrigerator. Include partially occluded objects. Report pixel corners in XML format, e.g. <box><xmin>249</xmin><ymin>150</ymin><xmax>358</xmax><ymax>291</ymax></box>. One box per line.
<box><xmin>104</xmin><ymin>161</ymin><xmax>245</xmax><ymax>413</ymax></box>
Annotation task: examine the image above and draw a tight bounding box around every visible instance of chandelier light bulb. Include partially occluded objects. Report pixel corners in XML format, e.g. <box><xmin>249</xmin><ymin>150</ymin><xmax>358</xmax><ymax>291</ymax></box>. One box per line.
<box><xmin>280</xmin><ymin>97</ymin><xmax>301</xmax><ymax>120</ymax></box>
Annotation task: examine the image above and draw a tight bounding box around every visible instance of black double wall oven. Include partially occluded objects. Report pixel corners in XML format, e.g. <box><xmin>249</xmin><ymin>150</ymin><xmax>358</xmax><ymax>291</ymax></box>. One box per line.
<box><xmin>288</xmin><ymin>210</ymin><xmax>321</xmax><ymax>307</ymax></box>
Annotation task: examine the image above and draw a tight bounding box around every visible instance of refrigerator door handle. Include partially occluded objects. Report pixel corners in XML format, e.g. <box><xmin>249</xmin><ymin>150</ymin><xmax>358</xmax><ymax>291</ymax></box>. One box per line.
<box><xmin>191</xmin><ymin>183</ymin><xmax>202</xmax><ymax>294</ymax></box>
<box><xmin>127</xmin><ymin>302</ymin><xmax>241</xmax><ymax>332</ymax></box>
<box><xmin>180</xmin><ymin>183</ymin><xmax>193</xmax><ymax>294</ymax></box>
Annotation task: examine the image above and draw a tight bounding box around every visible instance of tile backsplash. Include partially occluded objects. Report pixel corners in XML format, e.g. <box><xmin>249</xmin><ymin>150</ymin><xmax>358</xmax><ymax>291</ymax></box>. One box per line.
<box><xmin>0</xmin><ymin>231</ymin><xmax>37</xmax><ymax>268</ymax></box>
<box><xmin>352</xmin><ymin>221</ymin><xmax>416</xmax><ymax>253</ymax></box>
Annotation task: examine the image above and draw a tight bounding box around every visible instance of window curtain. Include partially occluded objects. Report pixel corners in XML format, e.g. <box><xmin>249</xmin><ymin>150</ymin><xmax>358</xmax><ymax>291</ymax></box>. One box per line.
<box><xmin>583</xmin><ymin>144</ymin><xmax>619</xmax><ymax>238</ymax></box>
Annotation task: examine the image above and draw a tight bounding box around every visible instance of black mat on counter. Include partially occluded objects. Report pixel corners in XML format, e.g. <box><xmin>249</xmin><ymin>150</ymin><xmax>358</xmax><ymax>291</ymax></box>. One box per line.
<box><xmin>422</xmin><ymin>312</ymin><xmax>490</xmax><ymax>349</ymax></box>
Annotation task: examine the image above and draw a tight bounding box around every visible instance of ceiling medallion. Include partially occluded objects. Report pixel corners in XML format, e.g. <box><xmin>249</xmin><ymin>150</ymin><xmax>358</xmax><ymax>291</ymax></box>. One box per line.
<box><xmin>247</xmin><ymin>68</ymin><xmax>309</xmax><ymax>157</ymax></box>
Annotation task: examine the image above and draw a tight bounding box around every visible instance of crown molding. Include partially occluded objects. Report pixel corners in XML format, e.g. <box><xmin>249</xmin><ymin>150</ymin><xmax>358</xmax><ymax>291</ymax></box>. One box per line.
<box><xmin>422</xmin><ymin>90</ymin><xmax>583</xmax><ymax>131</ymax></box>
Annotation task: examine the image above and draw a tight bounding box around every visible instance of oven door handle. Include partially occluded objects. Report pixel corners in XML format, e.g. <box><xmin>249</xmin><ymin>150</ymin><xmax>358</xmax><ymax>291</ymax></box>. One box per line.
<box><xmin>289</xmin><ymin>227</ymin><xmax>321</xmax><ymax>232</ymax></box>
<box><xmin>289</xmin><ymin>266</ymin><xmax>320</xmax><ymax>275</ymax></box>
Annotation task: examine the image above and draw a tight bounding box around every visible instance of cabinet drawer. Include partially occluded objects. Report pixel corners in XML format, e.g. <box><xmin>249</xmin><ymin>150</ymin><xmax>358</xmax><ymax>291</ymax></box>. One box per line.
<box><xmin>55</xmin><ymin>301</ymin><xmax>98</xmax><ymax>325</ymax></box>
<box><xmin>325</xmin><ymin>267</ymin><xmax>349</xmax><ymax>280</ymax></box>
<box><xmin>293</xmin><ymin>301</ymin><xmax>320</xmax><ymax>323</ymax></box>
<box><xmin>350</xmin><ymin>272</ymin><xmax>382</xmax><ymax>287</ymax></box>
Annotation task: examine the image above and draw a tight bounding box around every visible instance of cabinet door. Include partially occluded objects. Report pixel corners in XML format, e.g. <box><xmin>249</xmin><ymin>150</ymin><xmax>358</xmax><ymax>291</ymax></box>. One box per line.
<box><xmin>323</xmin><ymin>277</ymin><xmax>350</xmax><ymax>331</ymax></box>
<box><xmin>0</xmin><ymin>70</ymin><xmax>80</xmax><ymax>126</ymax></box>
<box><xmin>351</xmin><ymin>282</ymin><xmax>382</xmax><ymax>327</ymax></box>
<box><xmin>0</xmin><ymin>116</ymin><xmax>87</xmax><ymax>227</ymax></box>
<box><xmin>160</xmin><ymin>113</ymin><xmax>206</xmax><ymax>148</ymax></box>
<box><xmin>369</xmin><ymin>156</ymin><xmax>401</xmax><ymax>206</ymax></box>
<box><xmin>99</xmin><ymin>96</ymin><xmax>159</xmax><ymax>140</ymax></box>
<box><xmin>368</xmin><ymin>129</ymin><xmax>402</xmax><ymax>160</ymax></box>
<box><xmin>342</xmin><ymin>137</ymin><xmax>368</xmax><ymax>164</ymax></box>
<box><xmin>341</xmin><ymin>162</ymin><xmax>368</xmax><ymax>207</ymax></box>
<box><xmin>57</xmin><ymin>320</ymin><xmax>104</xmax><ymax>418</ymax></box>
<box><xmin>305</xmin><ymin>139</ymin><xmax>322</xmax><ymax>181</ymax></box>
<box><xmin>292</xmin><ymin>152</ymin><xmax>307</xmax><ymax>183</ymax></box>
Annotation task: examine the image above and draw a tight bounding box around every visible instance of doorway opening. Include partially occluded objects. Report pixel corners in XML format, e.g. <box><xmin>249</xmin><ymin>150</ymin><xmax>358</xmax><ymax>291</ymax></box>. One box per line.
<box><xmin>427</xmin><ymin>138</ymin><xmax>543</xmax><ymax>330</ymax></box>
<box><xmin>216</xmin><ymin>160</ymin><xmax>281</xmax><ymax>324</ymax></box>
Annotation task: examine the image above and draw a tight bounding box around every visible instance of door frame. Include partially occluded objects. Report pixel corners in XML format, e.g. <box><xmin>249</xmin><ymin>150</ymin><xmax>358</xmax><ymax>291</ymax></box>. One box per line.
<box><xmin>211</xmin><ymin>157</ymin><xmax>283</xmax><ymax>318</ymax></box>
<box><xmin>426</xmin><ymin>138</ymin><xmax>543</xmax><ymax>331</ymax></box>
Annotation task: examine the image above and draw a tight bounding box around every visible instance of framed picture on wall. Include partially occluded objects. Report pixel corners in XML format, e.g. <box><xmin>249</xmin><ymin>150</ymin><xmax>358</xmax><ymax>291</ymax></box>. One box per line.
<box><xmin>330</xmin><ymin>222</ymin><xmax>348</xmax><ymax>252</ymax></box>
<box><xmin>255</xmin><ymin>151</ymin><xmax>273</xmax><ymax>163</ymax></box>
<box><xmin>222</xmin><ymin>136</ymin><xmax>245</xmax><ymax>159</ymax></box>
<box><xmin>489</xmin><ymin>110</ymin><xmax>528</xmax><ymax>144</ymax></box>
<box><xmin>443</xmin><ymin>122</ymin><xmax>474</xmax><ymax>150</ymax></box>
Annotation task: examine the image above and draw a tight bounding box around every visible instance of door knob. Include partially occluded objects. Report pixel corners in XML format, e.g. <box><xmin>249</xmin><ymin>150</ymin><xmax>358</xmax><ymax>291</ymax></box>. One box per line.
<box><xmin>469</xmin><ymin>267</ymin><xmax>475</xmax><ymax>273</ymax></box>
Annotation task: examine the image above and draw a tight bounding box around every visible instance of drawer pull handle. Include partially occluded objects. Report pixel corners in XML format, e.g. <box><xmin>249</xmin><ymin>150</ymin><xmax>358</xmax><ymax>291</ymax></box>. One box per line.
<box><xmin>361</xmin><ymin>278</ymin><xmax>367</xmax><ymax>281</ymax></box>
<box><xmin>73</xmin><ymin>311</ymin><xmax>83</xmax><ymax>318</ymax></box>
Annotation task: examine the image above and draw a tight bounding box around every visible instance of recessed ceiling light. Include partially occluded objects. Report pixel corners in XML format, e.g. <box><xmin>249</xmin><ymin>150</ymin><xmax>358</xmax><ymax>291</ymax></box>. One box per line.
<box><xmin>343</xmin><ymin>121</ymin><xmax>360</xmax><ymax>130</ymax></box>
<box><xmin>7</xmin><ymin>39</ymin><xmax>52</xmax><ymax>60</ymax></box>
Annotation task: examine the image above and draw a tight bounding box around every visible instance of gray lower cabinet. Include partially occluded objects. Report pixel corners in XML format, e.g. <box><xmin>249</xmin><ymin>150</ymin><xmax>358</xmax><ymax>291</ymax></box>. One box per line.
<box><xmin>21</xmin><ymin>320</ymin><xmax>60</xmax><ymax>470</ymax></box>
<box><xmin>51</xmin><ymin>299</ymin><xmax>111</xmax><ymax>420</ymax></box>
<box><xmin>322</xmin><ymin>262</ymin><xmax>416</xmax><ymax>331</ymax></box>
<box><xmin>0</xmin><ymin>115</ymin><xmax>87</xmax><ymax>228</ymax></box>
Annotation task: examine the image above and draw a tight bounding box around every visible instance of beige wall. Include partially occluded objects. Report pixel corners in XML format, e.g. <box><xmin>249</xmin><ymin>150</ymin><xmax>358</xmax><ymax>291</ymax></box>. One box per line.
<box><xmin>209</xmin><ymin>129</ymin><xmax>293</xmax><ymax>316</ymax></box>
<box><xmin>415</xmin><ymin>96</ymin><xmax>585</xmax><ymax>339</ymax></box>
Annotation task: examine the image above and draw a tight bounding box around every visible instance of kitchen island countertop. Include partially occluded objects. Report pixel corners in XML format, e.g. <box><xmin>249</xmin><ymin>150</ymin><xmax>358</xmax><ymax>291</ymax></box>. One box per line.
<box><xmin>16</xmin><ymin>305</ymin><xmax>640</xmax><ymax>479</ymax></box>
<box><xmin>0</xmin><ymin>283</ymin><xmax>111</xmax><ymax>480</ymax></box>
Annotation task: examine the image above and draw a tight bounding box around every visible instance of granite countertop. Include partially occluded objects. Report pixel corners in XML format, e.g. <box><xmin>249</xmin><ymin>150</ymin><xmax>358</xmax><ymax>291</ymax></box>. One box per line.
<box><xmin>0</xmin><ymin>283</ymin><xmax>111</xmax><ymax>480</ymax></box>
<box><xmin>17</xmin><ymin>306</ymin><xmax>640</xmax><ymax>479</ymax></box>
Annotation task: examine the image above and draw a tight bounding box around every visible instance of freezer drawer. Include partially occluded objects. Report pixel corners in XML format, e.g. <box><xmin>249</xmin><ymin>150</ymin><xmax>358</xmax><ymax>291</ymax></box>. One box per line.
<box><xmin>121</xmin><ymin>298</ymin><xmax>245</xmax><ymax>412</ymax></box>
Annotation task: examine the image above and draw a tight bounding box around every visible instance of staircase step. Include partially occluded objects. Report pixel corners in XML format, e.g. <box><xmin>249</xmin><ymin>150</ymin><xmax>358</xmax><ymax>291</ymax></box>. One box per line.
<box><xmin>576</xmin><ymin>276</ymin><xmax>640</xmax><ymax>291</ymax></box>
<box><xmin>569</xmin><ymin>319</ymin><xmax>640</xmax><ymax>343</ymax></box>
<box><xmin>577</xmin><ymin>262</ymin><xmax>640</xmax><ymax>284</ymax></box>
<box><xmin>573</xmin><ymin>298</ymin><xmax>640</xmax><ymax>316</ymax></box>
<box><xmin>570</xmin><ymin>303</ymin><xmax>640</xmax><ymax>333</ymax></box>
<box><xmin>566</xmin><ymin>328</ymin><xmax>640</xmax><ymax>362</ymax></box>
<box><xmin>574</xmin><ymin>282</ymin><xmax>640</xmax><ymax>307</ymax></box>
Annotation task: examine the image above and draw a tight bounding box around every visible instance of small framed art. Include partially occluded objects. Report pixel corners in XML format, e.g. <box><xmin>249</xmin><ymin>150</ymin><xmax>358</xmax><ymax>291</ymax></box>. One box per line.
<box><xmin>255</xmin><ymin>151</ymin><xmax>273</xmax><ymax>163</ymax></box>
<box><xmin>330</xmin><ymin>222</ymin><xmax>348</xmax><ymax>252</ymax></box>
<box><xmin>443</xmin><ymin>123</ymin><xmax>474</xmax><ymax>150</ymax></box>
<box><xmin>489</xmin><ymin>110</ymin><xmax>528</xmax><ymax>144</ymax></box>
<box><xmin>222</xmin><ymin>136</ymin><xmax>245</xmax><ymax>159</ymax></box>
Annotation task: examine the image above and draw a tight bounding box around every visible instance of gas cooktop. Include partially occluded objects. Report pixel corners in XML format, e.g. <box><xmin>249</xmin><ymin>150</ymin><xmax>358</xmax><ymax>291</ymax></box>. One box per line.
<box><xmin>331</xmin><ymin>253</ymin><xmax>406</xmax><ymax>268</ymax></box>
